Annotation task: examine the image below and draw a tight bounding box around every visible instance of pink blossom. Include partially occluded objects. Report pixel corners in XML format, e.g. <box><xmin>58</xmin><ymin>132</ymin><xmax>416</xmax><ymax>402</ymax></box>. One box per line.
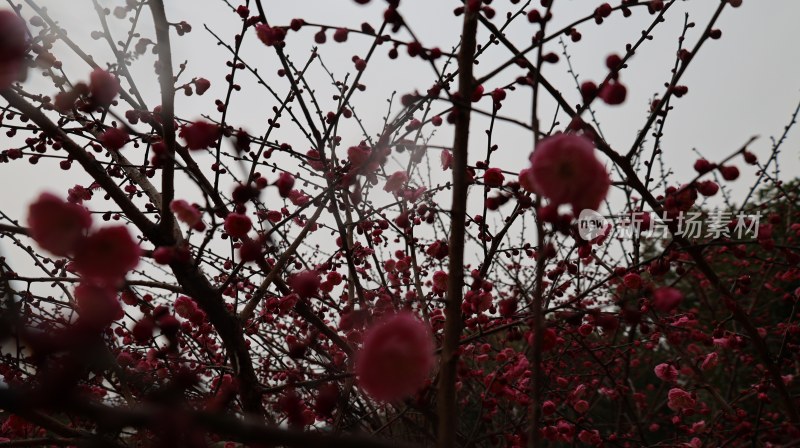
<box><xmin>701</xmin><ymin>352</ymin><xmax>719</xmax><ymax>371</ymax></box>
<box><xmin>483</xmin><ymin>168</ymin><xmax>505</xmax><ymax>187</ymax></box>
<box><xmin>223</xmin><ymin>213</ymin><xmax>252</xmax><ymax>239</ymax></box>
<box><xmin>73</xmin><ymin>226</ymin><xmax>140</xmax><ymax>283</ymax></box>
<box><xmin>75</xmin><ymin>282</ymin><xmax>123</xmax><ymax>328</ymax></box>
<box><xmin>99</xmin><ymin>128</ymin><xmax>129</xmax><ymax>151</ymax></box>
<box><xmin>180</xmin><ymin>120</ymin><xmax>219</xmax><ymax>150</ymax></box>
<box><xmin>527</xmin><ymin>133</ymin><xmax>610</xmax><ymax>212</ymax></box>
<box><xmin>170</xmin><ymin>199</ymin><xmax>204</xmax><ymax>230</ymax></box>
<box><xmin>27</xmin><ymin>193</ymin><xmax>92</xmax><ymax>257</ymax></box>
<box><xmin>356</xmin><ymin>312</ymin><xmax>434</xmax><ymax>401</ymax></box>
<box><xmin>89</xmin><ymin>69</ymin><xmax>120</xmax><ymax>107</ymax></box>
<box><xmin>289</xmin><ymin>270</ymin><xmax>321</xmax><ymax>299</ymax></box>
<box><xmin>654</xmin><ymin>363</ymin><xmax>678</xmax><ymax>382</ymax></box>
<box><xmin>384</xmin><ymin>170</ymin><xmax>408</xmax><ymax>194</ymax></box>
<box><xmin>667</xmin><ymin>387</ymin><xmax>695</xmax><ymax>412</ymax></box>
<box><xmin>652</xmin><ymin>287</ymin><xmax>684</xmax><ymax>313</ymax></box>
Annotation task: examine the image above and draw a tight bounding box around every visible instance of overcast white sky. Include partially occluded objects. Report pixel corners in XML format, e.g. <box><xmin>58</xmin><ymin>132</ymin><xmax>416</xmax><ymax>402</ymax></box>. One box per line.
<box><xmin>2</xmin><ymin>0</ymin><xmax>799</xmax><ymax>265</ymax></box>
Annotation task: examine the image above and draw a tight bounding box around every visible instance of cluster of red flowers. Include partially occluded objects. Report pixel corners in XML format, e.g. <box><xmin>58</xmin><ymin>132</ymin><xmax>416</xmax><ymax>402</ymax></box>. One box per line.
<box><xmin>27</xmin><ymin>193</ymin><xmax>140</xmax><ymax>328</ymax></box>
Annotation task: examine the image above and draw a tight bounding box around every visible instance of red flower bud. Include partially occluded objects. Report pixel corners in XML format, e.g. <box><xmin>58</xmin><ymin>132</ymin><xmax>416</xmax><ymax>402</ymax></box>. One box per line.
<box><xmin>599</xmin><ymin>81</ymin><xmax>627</xmax><ymax>105</ymax></box>
<box><xmin>693</xmin><ymin>158</ymin><xmax>714</xmax><ymax>174</ymax></box>
<box><xmin>719</xmin><ymin>165</ymin><xmax>739</xmax><ymax>181</ymax></box>
<box><xmin>275</xmin><ymin>172</ymin><xmax>295</xmax><ymax>198</ymax></box>
<box><xmin>333</xmin><ymin>28</ymin><xmax>349</xmax><ymax>43</ymax></box>
<box><xmin>194</xmin><ymin>77</ymin><xmax>211</xmax><ymax>95</ymax></box>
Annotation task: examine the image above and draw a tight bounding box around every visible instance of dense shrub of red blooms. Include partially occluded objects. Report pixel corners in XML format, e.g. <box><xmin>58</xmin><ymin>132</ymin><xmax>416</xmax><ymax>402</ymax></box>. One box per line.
<box><xmin>4</xmin><ymin>1</ymin><xmax>800</xmax><ymax>448</ymax></box>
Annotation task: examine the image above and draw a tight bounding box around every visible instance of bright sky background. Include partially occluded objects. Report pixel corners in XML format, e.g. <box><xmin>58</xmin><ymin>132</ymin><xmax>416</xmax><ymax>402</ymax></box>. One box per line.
<box><xmin>2</xmin><ymin>0</ymin><xmax>799</xmax><ymax>266</ymax></box>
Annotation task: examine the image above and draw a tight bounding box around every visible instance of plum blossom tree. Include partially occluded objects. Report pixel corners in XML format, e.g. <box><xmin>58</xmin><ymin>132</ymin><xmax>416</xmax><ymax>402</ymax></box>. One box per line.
<box><xmin>1</xmin><ymin>0</ymin><xmax>799</xmax><ymax>447</ymax></box>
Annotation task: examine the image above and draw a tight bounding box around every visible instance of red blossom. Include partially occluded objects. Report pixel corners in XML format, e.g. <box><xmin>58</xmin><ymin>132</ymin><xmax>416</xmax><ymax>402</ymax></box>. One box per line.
<box><xmin>599</xmin><ymin>81</ymin><xmax>627</xmax><ymax>105</ymax></box>
<box><xmin>152</xmin><ymin>246</ymin><xmax>173</xmax><ymax>265</ymax></box>
<box><xmin>170</xmin><ymin>199</ymin><xmax>205</xmax><ymax>231</ymax></box>
<box><xmin>432</xmin><ymin>270</ymin><xmax>448</xmax><ymax>294</ymax></box>
<box><xmin>333</xmin><ymin>28</ymin><xmax>349</xmax><ymax>42</ymax></box>
<box><xmin>697</xmin><ymin>180</ymin><xmax>719</xmax><ymax>196</ymax></box>
<box><xmin>239</xmin><ymin>238</ymin><xmax>263</xmax><ymax>263</ymax></box>
<box><xmin>719</xmin><ymin>165</ymin><xmax>740</xmax><ymax>181</ymax></box>
<box><xmin>651</xmin><ymin>287</ymin><xmax>684</xmax><ymax>313</ymax></box>
<box><xmin>99</xmin><ymin>127</ymin><xmax>129</xmax><ymax>151</ymax></box>
<box><xmin>528</xmin><ymin>133</ymin><xmax>610</xmax><ymax>212</ymax></box>
<box><xmin>0</xmin><ymin>10</ymin><xmax>28</xmax><ymax>89</ymax></box>
<box><xmin>255</xmin><ymin>24</ymin><xmax>286</xmax><ymax>46</ymax></box>
<box><xmin>654</xmin><ymin>363</ymin><xmax>678</xmax><ymax>382</ymax></box>
<box><xmin>223</xmin><ymin>213</ymin><xmax>252</xmax><ymax>239</ymax></box>
<box><xmin>518</xmin><ymin>168</ymin><xmax>536</xmax><ymax>192</ymax></box>
<box><xmin>426</xmin><ymin>240</ymin><xmax>449</xmax><ymax>260</ymax></box>
<box><xmin>27</xmin><ymin>192</ymin><xmax>92</xmax><ymax>257</ymax></box>
<box><xmin>356</xmin><ymin>312</ymin><xmax>434</xmax><ymax>401</ymax></box>
<box><xmin>623</xmin><ymin>272</ymin><xmax>642</xmax><ymax>289</ymax></box>
<box><xmin>693</xmin><ymin>158</ymin><xmax>714</xmax><ymax>174</ymax></box>
<box><xmin>275</xmin><ymin>172</ymin><xmax>295</xmax><ymax>198</ymax></box>
<box><xmin>74</xmin><ymin>226</ymin><xmax>141</xmax><ymax>283</ymax></box>
<box><xmin>194</xmin><ymin>77</ymin><xmax>211</xmax><ymax>95</ymax></box>
<box><xmin>75</xmin><ymin>282</ymin><xmax>123</xmax><ymax>329</ymax></box>
<box><xmin>288</xmin><ymin>270</ymin><xmax>321</xmax><ymax>299</ymax></box>
<box><xmin>384</xmin><ymin>170</ymin><xmax>408</xmax><ymax>194</ymax></box>
<box><xmin>491</xmin><ymin>88</ymin><xmax>506</xmax><ymax>104</ymax></box>
<box><xmin>667</xmin><ymin>388</ymin><xmax>696</xmax><ymax>412</ymax></box>
<box><xmin>441</xmin><ymin>150</ymin><xmax>453</xmax><ymax>170</ymax></box>
<box><xmin>483</xmin><ymin>168</ymin><xmax>505</xmax><ymax>187</ymax></box>
<box><xmin>701</xmin><ymin>352</ymin><xmax>719</xmax><ymax>371</ymax></box>
<box><xmin>89</xmin><ymin>69</ymin><xmax>120</xmax><ymax>107</ymax></box>
<box><xmin>180</xmin><ymin>120</ymin><xmax>219</xmax><ymax>150</ymax></box>
<box><xmin>174</xmin><ymin>295</ymin><xmax>199</xmax><ymax>320</ymax></box>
